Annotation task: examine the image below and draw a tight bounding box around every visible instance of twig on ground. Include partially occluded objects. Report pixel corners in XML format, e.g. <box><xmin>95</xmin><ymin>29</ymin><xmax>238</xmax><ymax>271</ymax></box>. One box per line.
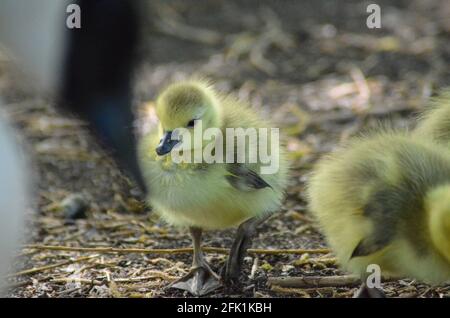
<box><xmin>23</xmin><ymin>244</ymin><xmax>330</xmax><ymax>256</ymax></box>
<box><xmin>5</xmin><ymin>277</ymin><xmax>51</xmax><ymax>289</ymax></box>
<box><xmin>117</xmin><ymin>271</ymin><xmax>178</xmax><ymax>282</ymax></box>
<box><xmin>294</xmin><ymin>257</ymin><xmax>338</xmax><ymax>267</ymax></box>
<box><xmin>249</xmin><ymin>257</ymin><xmax>259</xmax><ymax>280</ymax></box>
<box><xmin>51</xmin><ymin>277</ymin><xmax>103</xmax><ymax>285</ymax></box>
<box><xmin>270</xmin><ymin>285</ymin><xmax>311</xmax><ymax>297</ymax></box>
<box><xmin>7</xmin><ymin>255</ymin><xmax>98</xmax><ymax>277</ymax></box>
<box><xmin>268</xmin><ymin>275</ymin><xmax>361</xmax><ymax>288</ymax></box>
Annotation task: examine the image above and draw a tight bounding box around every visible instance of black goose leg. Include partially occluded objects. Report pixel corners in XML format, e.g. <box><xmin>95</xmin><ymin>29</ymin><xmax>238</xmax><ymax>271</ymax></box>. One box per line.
<box><xmin>353</xmin><ymin>282</ymin><xmax>386</xmax><ymax>298</ymax></box>
<box><xmin>222</xmin><ymin>214</ymin><xmax>271</xmax><ymax>286</ymax></box>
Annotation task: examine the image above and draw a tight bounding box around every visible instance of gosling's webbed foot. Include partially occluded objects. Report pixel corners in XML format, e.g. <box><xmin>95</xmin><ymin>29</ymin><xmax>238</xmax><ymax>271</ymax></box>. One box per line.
<box><xmin>170</xmin><ymin>265</ymin><xmax>221</xmax><ymax>296</ymax></box>
<box><xmin>353</xmin><ymin>283</ymin><xmax>386</xmax><ymax>298</ymax></box>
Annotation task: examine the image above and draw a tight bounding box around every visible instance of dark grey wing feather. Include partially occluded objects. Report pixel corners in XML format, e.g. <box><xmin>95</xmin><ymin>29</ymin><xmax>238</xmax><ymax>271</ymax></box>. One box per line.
<box><xmin>226</xmin><ymin>164</ymin><xmax>272</xmax><ymax>191</ymax></box>
<box><xmin>350</xmin><ymin>187</ymin><xmax>400</xmax><ymax>259</ymax></box>
<box><xmin>351</xmin><ymin>236</ymin><xmax>391</xmax><ymax>258</ymax></box>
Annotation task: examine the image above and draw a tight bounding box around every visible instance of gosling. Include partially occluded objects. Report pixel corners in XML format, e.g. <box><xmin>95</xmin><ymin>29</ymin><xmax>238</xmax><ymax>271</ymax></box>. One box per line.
<box><xmin>138</xmin><ymin>80</ymin><xmax>288</xmax><ymax>295</ymax></box>
<box><xmin>308</xmin><ymin>131</ymin><xmax>450</xmax><ymax>297</ymax></box>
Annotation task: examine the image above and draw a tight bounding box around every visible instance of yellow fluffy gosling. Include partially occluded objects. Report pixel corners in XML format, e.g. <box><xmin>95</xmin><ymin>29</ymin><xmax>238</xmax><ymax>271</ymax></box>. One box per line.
<box><xmin>138</xmin><ymin>80</ymin><xmax>288</xmax><ymax>295</ymax></box>
<box><xmin>308</xmin><ymin>132</ymin><xmax>450</xmax><ymax>297</ymax></box>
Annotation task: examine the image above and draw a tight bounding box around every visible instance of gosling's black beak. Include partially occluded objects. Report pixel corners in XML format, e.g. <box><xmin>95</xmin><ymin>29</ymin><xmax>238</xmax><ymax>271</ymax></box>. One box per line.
<box><xmin>156</xmin><ymin>131</ymin><xmax>180</xmax><ymax>156</ymax></box>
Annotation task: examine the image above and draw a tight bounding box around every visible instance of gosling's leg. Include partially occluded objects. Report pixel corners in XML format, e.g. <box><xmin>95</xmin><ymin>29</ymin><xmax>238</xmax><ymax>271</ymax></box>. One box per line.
<box><xmin>353</xmin><ymin>282</ymin><xmax>386</xmax><ymax>298</ymax></box>
<box><xmin>170</xmin><ymin>227</ymin><xmax>221</xmax><ymax>296</ymax></box>
<box><xmin>222</xmin><ymin>214</ymin><xmax>270</xmax><ymax>286</ymax></box>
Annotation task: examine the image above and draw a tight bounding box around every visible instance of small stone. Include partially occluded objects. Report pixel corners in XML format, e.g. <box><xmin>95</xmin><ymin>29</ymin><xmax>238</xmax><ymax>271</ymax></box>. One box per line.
<box><xmin>61</xmin><ymin>193</ymin><xmax>88</xmax><ymax>220</ymax></box>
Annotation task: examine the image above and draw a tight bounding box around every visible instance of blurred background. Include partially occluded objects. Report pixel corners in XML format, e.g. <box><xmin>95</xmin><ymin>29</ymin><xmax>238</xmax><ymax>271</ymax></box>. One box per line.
<box><xmin>0</xmin><ymin>0</ymin><xmax>449</xmax><ymax>297</ymax></box>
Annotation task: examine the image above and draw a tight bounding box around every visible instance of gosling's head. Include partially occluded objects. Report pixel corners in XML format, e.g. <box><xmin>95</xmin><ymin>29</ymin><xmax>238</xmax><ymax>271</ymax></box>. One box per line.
<box><xmin>426</xmin><ymin>184</ymin><xmax>450</xmax><ymax>263</ymax></box>
<box><xmin>154</xmin><ymin>81</ymin><xmax>221</xmax><ymax>156</ymax></box>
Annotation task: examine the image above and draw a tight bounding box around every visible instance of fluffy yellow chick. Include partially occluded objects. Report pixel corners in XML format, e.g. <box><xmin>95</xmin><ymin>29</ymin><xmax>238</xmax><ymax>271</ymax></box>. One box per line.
<box><xmin>138</xmin><ymin>79</ymin><xmax>288</xmax><ymax>295</ymax></box>
<box><xmin>414</xmin><ymin>89</ymin><xmax>450</xmax><ymax>146</ymax></box>
<box><xmin>308</xmin><ymin>131</ymin><xmax>450</xmax><ymax>297</ymax></box>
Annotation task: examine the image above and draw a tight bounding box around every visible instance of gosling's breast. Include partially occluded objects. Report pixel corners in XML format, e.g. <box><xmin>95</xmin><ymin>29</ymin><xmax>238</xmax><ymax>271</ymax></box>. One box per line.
<box><xmin>148</xmin><ymin>163</ymin><xmax>227</xmax><ymax>212</ymax></box>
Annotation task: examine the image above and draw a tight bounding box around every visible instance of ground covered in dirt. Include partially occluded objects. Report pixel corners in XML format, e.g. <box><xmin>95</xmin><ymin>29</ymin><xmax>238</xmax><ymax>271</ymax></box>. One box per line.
<box><xmin>1</xmin><ymin>0</ymin><xmax>450</xmax><ymax>298</ymax></box>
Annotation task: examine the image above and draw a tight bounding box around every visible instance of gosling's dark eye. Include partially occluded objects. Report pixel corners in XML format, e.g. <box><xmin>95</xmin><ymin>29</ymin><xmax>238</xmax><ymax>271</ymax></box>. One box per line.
<box><xmin>187</xmin><ymin>119</ymin><xmax>196</xmax><ymax>128</ymax></box>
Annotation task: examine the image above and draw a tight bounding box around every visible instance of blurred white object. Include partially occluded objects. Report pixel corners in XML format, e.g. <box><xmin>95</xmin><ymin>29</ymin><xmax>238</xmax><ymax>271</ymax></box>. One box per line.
<box><xmin>0</xmin><ymin>0</ymin><xmax>70</xmax><ymax>93</ymax></box>
<box><xmin>0</xmin><ymin>0</ymin><xmax>68</xmax><ymax>292</ymax></box>
<box><xmin>0</xmin><ymin>110</ymin><xmax>30</xmax><ymax>292</ymax></box>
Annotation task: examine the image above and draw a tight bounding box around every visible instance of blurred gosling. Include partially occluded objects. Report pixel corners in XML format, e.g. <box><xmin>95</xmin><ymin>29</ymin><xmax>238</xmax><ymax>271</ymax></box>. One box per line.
<box><xmin>308</xmin><ymin>132</ymin><xmax>450</xmax><ymax>297</ymax></box>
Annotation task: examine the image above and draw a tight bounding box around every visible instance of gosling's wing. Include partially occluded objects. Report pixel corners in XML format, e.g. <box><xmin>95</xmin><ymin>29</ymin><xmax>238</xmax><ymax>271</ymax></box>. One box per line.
<box><xmin>351</xmin><ymin>187</ymin><xmax>400</xmax><ymax>258</ymax></box>
<box><xmin>225</xmin><ymin>164</ymin><xmax>272</xmax><ymax>191</ymax></box>
<box><xmin>351</xmin><ymin>236</ymin><xmax>391</xmax><ymax>258</ymax></box>
<box><xmin>220</xmin><ymin>94</ymin><xmax>277</xmax><ymax>191</ymax></box>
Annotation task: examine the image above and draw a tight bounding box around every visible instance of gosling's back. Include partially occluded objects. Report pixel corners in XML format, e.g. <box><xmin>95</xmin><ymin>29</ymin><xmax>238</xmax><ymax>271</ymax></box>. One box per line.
<box><xmin>415</xmin><ymin>90</ymin><xmax>450</xmax><ymax>146</ymax></box>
